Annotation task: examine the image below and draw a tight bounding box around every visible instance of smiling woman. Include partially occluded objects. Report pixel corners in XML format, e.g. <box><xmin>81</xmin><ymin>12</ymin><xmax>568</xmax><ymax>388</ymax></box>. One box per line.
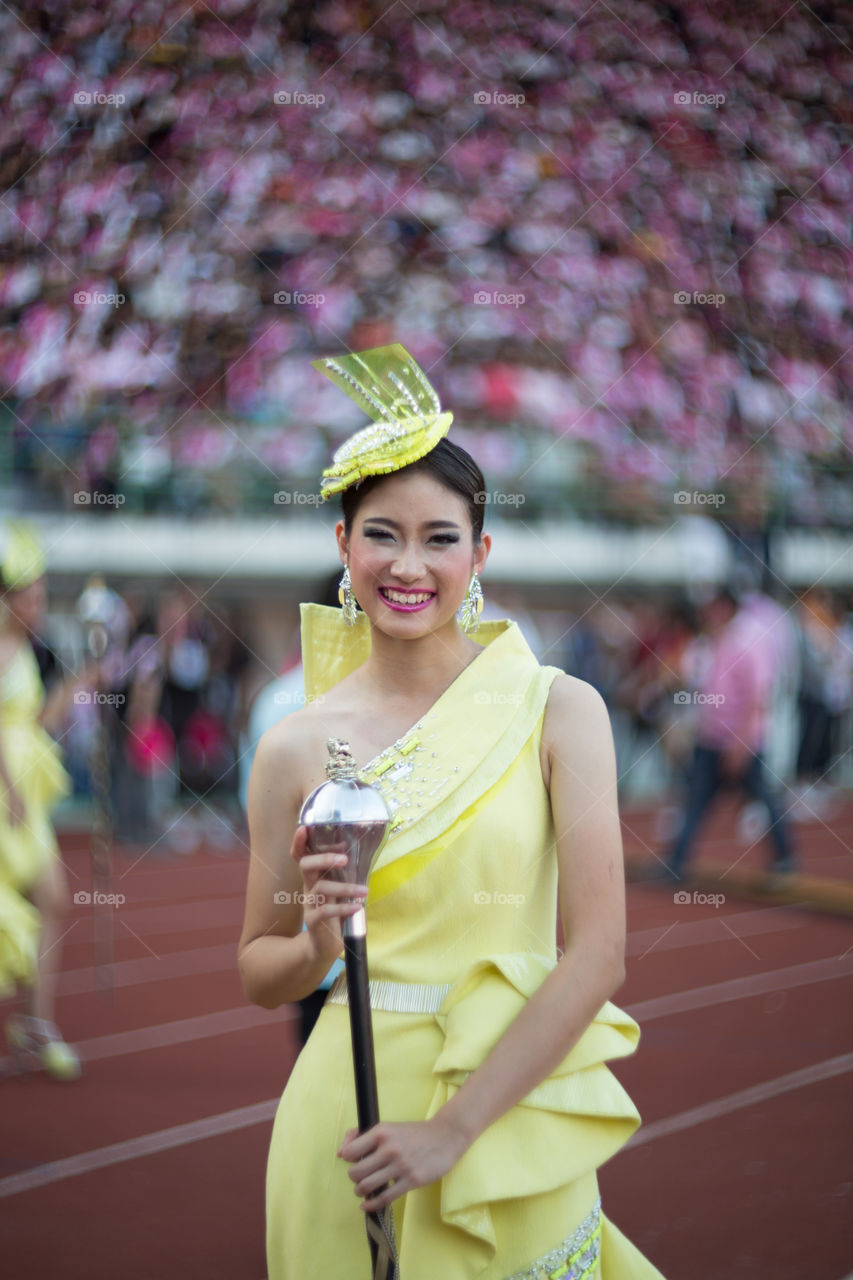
<box><xmin>238</xmin><ymin>346</ymin><xmax>667</xmax><ymax>1280</ymax></box>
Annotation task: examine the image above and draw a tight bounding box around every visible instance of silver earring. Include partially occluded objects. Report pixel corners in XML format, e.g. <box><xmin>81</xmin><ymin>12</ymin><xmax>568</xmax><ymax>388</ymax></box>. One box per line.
<box><xmin>338</xmin><ymin>565</ymin><xmax>358</xmax><ymax>626</ymax></box>
<box><xmin>458</xmin><ymin>572</ymin><xmax>483</xmax><ymax>634</ymax></box>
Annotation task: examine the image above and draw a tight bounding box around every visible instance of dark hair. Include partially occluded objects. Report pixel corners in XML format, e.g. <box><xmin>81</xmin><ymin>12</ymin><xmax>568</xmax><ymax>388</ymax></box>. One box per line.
<box><xmin>340</xmin><ymin>438</ymin><xmax>486</xmax><ymax>542</ymax></box>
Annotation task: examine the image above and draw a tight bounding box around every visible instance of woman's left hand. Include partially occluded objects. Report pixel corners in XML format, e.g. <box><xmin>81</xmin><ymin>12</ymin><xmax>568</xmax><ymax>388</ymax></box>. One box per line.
<box><xmin>338</xmin><ymin>1116</ymin><xmax>469</xmax><ymax>1212</ymax></box>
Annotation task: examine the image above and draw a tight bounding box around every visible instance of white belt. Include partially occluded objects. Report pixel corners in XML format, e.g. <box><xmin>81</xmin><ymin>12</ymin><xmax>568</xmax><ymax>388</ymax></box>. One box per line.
<box><xmin>325</xmin><ymin>972</ymin><xmax>453</xmax><ymax>1015</ymax></box>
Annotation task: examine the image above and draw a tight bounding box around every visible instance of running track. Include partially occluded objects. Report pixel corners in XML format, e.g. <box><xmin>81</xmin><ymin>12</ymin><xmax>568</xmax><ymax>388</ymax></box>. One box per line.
<box><xmin>1</xmin><ymin>798</ymin><xmax>851</xmax><ymax>1279</ymax></box>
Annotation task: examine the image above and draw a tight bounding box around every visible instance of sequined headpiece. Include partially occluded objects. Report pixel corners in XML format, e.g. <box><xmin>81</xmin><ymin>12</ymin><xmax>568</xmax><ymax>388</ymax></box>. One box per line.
<box><xmin>313</xmin><ymin>343</ymin><xmax>453</xmax><ymax>499</ymax></box>
<box><xmin>0</xmin><ymin>521</ymin><xmax>46</xmax><ymax>590</ymax></box>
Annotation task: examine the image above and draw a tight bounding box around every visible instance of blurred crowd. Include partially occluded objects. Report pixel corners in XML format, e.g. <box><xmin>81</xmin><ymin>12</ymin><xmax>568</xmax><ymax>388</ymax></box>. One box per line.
<box><xmin>57</xmin><ymin>580</ymin><xmax>252</xmax><ymax>852</ymax></box>
<box><xmin>35</xmin><ymin>575</ymin><xmax>852</xmax><ymax>855</ymax></box>
<box><xmin>2</xmin><ymin>0</ymin><xmax>851</xmax><ymax>522</ymax></box>
<box><xmin>556</xmin><ymin>583</ymin><xmax>853</xmax><ymax>823</ymax></box>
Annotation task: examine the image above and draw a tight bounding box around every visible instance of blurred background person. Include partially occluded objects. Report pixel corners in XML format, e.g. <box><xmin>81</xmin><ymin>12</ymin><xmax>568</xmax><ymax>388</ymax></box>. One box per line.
<box><xmin>657</xmin><ymin>586</ymin><xmax>797</xmax><ymax>882</ymax></box>
<box><xmin>0</xmin><ymin>523</ymin><xmax>80</xmax><ymax>1079</ymax></box>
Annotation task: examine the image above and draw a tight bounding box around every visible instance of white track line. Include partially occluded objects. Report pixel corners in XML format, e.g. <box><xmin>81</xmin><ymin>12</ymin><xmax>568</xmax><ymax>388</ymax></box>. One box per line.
<box><xmin>0</xmin><ymin>1098</ymin><xmax>279</xmax><ymax>1198</ymax></box>
<box><xmin>55</xmin><ymin>906</ymin><xmax>811</xmax><ymax>999</ymax></box>
<box><xmin>0</xmin><ymin>1004</ymin><xmax>296</xmax><ymax>1075</ymax></box>
<box><xmin>626</xmin><ymin>905</ymin><xmax>806</xmax><ymax>958</ymax></box>
<box><xmin>16</xmin><ymin>953</ymin><xmax>851</xmax><ymax>1075</ymax></box>
<box><xmin>58</xmin><ymin>943</ymin><xmax>236</xmax><ymax>996</ymax></box>
<box><xmin>3</xmin><ymin>1051</ymin><xmax>851</xmax><ymax>1199</ymax></box>
<box><xmin>626</xmin><ymin>953</ymin><xmax>853</xmax><ymax>1021</ymax></box>
<box><xmin>626</xmin><ymin>1052</ymin><xmax>853</xmax><ymax>1148</ymax></box>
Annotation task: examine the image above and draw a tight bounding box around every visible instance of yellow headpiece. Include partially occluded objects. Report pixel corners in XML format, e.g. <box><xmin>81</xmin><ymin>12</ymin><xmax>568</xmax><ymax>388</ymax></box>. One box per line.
<box><xmin>313</xmin><ymin>343</ymin><xmax>453</xmax><ymax>499</ymax></box>
<box><xmin>0</xmin><ymin>521</ymin><xmax>46</xmax><ymax>590</ymax></box>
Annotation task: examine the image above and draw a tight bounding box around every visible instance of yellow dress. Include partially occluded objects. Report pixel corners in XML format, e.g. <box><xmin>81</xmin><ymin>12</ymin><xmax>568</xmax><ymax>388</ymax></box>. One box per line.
<box><xmin>0</xmin><ymin>643</ymin><xmax>71</xmax><ymax>992</ymax></box>
<box><xmin>265</xmin><ymin>606</ymin><xmax>666</xmax><ymax>1279</ymax></box>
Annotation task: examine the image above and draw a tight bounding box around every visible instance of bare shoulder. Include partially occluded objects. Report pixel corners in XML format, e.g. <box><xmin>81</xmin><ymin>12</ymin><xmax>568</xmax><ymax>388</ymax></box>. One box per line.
<box><xmin>544</xmin><ymin>671</ymin><xmax>610</xmax><ymax>730</ymax></box>
<box><xmin>251</xmin><ymin>698</ymin><xmax>334</xmax><ymax>807</ymax></box>
<box><xmin>541</xmin><ymin>673</ymin><xmax>614</xmax><ymax>785</ymax></box>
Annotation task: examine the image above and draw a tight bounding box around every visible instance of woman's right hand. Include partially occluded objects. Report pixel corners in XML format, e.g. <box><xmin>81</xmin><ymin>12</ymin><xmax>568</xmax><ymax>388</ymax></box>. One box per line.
<box><xmin>290</xmin><ymin>825</ymin><xmax>367</xmax><ymax>968</ymax></box>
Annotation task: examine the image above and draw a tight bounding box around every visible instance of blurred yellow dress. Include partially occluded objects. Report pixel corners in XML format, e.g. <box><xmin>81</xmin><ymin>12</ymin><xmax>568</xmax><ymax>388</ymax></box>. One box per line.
<box><xmin>0</xmin><ymin>643</ymin><xmax>70</xmax><ymax>992</ymax></box>
<box><xmin>266</xmin><ymin>606</ymin><xmax>665</xmax><ymax>1279</ymax></box>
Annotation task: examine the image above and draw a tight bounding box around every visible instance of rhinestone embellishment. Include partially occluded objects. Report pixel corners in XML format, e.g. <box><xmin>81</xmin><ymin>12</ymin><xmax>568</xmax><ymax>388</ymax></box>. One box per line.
<box><xmin>358</xmin><ymin>726</ymin><xmax>453</xmax><ymax>834</ymax></box>
<box><xmin>503</xmin><ymin>1197</ymin><xmax>602</xmax><ymax>1280</ymax></box>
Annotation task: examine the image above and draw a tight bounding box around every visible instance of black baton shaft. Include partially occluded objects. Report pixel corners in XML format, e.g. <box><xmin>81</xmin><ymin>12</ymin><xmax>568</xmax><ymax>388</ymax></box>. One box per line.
<box><xmin>344</xmin><ymin>934</ymin><xmax>380</xmax><ymax>1132</ymax></box>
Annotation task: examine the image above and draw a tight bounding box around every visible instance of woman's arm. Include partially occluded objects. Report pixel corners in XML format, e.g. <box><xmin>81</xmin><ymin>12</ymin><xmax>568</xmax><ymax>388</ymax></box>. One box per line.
<box><xmin>435</xmin><ymin>674</ymin><xmax>625</xmax><ymax>1131</ymax></box>
<box><xmin>237</xmin><ymin>721</ymin><xmax>367</xmax><ymax>1009</ymax></box>
<box><xmin>342</xmin><ymin>673</ymin><xmax>627</xmax><ymax>1210</ymax></box>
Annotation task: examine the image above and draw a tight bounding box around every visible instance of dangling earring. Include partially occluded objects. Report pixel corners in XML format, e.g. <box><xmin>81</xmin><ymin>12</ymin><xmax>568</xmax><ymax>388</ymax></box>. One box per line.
<box><xmin>457</xmin><ymin>572</ymin><xmax>483</xmax><ymax>634</ymax></box>
<box><xmin>338</xmin><ymin>564</ymin><xmax>358</xmax><ymax>626</ymax></box>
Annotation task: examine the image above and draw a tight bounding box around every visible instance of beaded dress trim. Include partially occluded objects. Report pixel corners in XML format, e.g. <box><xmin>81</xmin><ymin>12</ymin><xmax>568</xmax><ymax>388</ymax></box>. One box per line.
<box><xmin>504</xmin><ymin>1197</ymin><xmax>602</xmax><ymax>1280</ymax></box>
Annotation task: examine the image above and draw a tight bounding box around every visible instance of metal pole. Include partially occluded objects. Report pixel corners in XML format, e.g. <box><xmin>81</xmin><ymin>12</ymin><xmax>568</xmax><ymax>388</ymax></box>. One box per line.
<box><xmin>343</xmin><ymin>916</ymin><xmax>399</xmax><ymax>1280</ymax></box>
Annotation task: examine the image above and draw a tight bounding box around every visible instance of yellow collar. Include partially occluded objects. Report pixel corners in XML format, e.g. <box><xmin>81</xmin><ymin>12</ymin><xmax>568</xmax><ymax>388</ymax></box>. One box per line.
<box><xmin>299</xmin><ymin>603</ymin><xmax>516</xmax><ymax>700</ymax></box>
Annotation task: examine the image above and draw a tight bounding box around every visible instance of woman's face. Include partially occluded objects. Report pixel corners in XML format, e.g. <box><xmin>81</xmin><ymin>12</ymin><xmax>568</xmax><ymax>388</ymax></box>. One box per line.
<box><xmin>337</xmin><ymin>471</ymin><xmax>489</xmax><ymax>638</ymax></box>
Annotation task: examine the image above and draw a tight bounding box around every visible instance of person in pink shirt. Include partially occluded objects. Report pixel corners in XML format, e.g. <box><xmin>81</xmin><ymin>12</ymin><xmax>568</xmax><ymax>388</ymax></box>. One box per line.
<box><xmin>661</xmin><ymin>587</ymin><xmax>797</xmax><ymax>880</ymax></box>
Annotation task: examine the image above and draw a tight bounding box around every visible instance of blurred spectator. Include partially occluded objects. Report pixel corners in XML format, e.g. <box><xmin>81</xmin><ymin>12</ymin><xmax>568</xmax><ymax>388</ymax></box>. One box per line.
<box><xmin>792</xmin><ymin>587</ymin><xmax>853</xmax><ymax>818</ymax></box>
<box><xmin>656</xmin><ymin>586</ymin><xmax>797</xmax><ymax>879</ymax></box>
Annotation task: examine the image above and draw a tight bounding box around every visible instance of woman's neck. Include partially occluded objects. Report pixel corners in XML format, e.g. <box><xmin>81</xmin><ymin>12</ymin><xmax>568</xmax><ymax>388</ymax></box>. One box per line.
<box><xmin>360</xmin><ymin>623</ymin><xmax>481</xmax><ymax>700</ymax></box>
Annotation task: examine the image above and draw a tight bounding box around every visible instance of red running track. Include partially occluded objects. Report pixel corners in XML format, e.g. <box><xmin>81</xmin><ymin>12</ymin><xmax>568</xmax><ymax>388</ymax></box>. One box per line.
<box><xmin>1</xmin><ymin>801</ymin><xmax>851</xmax><ymax>1280</ymax></box>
